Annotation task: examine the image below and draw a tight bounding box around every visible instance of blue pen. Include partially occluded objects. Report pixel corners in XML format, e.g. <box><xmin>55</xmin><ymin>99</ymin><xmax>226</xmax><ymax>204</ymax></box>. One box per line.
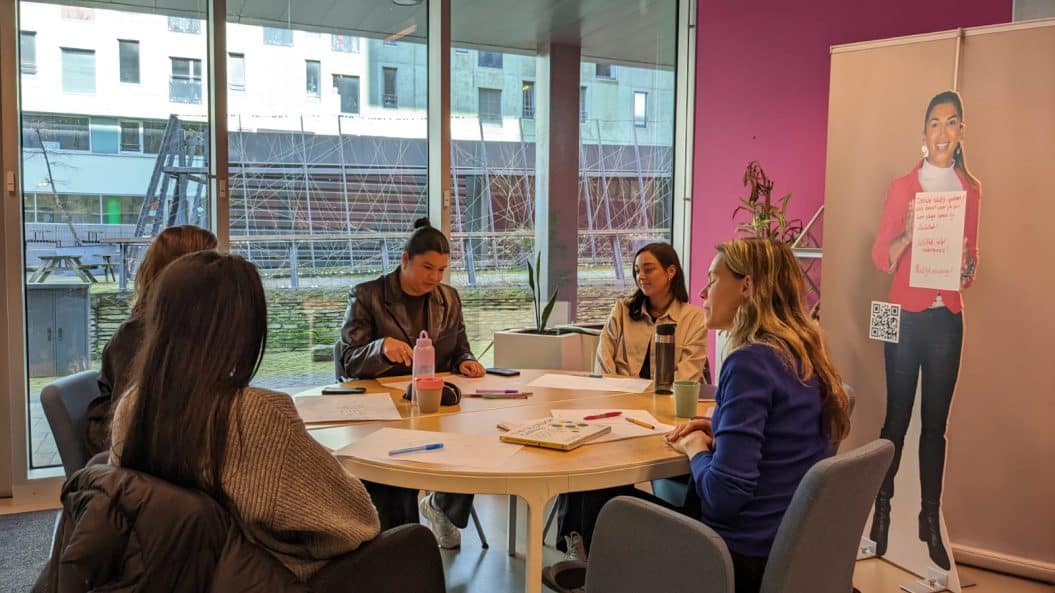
<box><xmin>388</xmin><ymin>443</ymin><xmax>444</xmax><ymax>456</ymax></box>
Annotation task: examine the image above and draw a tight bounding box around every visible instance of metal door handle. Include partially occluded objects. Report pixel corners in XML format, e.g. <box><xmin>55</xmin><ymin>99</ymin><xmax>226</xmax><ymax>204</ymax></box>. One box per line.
<box><xmin>58</xmin><ymin>327</ymin><xmax>63</xmax><ymax>341</ymax></box>
<box><xmin>47</xmin><ymin>328</ymin><xmax>52</xmax><ymax>342</ymax></box>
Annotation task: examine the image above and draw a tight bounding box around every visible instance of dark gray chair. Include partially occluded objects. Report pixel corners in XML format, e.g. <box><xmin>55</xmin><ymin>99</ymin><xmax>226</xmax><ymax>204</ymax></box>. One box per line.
<box><xmin>40</xmin><ymin>370</ymin><xmax>101</xmax><ymax>476</ymax></box>
<box><xmin>585</xmin><ymin>439</ymin><xmax>893</xmax><ymax>593</ymax></box>
<box><xmin>585</xmin><ymin>496</ymin><xmax>734</xmax><ymax>593</ymax></box>
<box><xmin>757</xmin><ymin>439</ymin><xmax>893</xmax><ymax>593</ymax></box>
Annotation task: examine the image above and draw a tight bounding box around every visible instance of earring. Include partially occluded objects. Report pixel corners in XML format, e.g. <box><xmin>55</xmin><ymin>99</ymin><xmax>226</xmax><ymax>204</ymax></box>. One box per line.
<box><xmin>921</xmin><ymin>144</ymin><xmax>929</xmax><ymax>159</ymax></box>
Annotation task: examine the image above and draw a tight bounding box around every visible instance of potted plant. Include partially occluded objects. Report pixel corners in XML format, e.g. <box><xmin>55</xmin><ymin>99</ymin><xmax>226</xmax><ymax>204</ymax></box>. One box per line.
<box><xmin>492</xmin><ymin>252</ymin><xmax>590</xmax><ymax>371</ymax></box>
<box><xmin>714</xmin><ymin>161</ymin><xmax>817</xmax><ymax>375</ymax></box>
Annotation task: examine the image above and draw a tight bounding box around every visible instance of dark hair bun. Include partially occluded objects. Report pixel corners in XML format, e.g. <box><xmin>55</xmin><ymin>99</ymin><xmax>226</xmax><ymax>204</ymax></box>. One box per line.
<box><xmin>413</xmin><ymin>217</ymin><xmax>432</xmax><ymax>230</ymax></box>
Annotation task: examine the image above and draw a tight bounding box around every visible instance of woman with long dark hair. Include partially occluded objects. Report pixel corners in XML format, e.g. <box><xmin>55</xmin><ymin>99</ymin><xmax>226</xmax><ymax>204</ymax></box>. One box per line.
<box><xmin>594</xmin><ymin>242</ymin><xmax>709</xmax><ymax>382</ymax></box>
<box><xmin>110</xmin><ymin>252</ymin><xmax>380</xmax><ymax>581</ymax></box>
<box><xmin>86</xmin><ymin>225</ymin><xmax>217</xmax><ymax>457</ymax></box>
<box><xmin>868</xmin><ymin>90</ymin><xmax>980</xmax><ymax>570</ymax></box>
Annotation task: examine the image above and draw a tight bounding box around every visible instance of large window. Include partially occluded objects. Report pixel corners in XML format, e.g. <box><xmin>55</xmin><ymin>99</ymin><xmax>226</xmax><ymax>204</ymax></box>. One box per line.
<box><xmin>19</xmin><ymin>2</ymin><xmax>211</xmax><ymax>469</ymax></box>
<box><xmin>119</xmin><ymin>40</ymin><xmax>140</xmax><ymax>84</ymax></box>
<box><xmin>61</xmin><ymin>48</ymin><xmax>95</xmax><ymax>94</ymax></box>
<box><xmin>170</xmin><ymin>57</ymin><xmax>202</xmax><ymax>103</ymax></box>
<box><xmin>8</xmin><ymin>0</ymin><xmax>685</xmax><ymax>473</ymax></box>
<box><xmin>226</xmin><ymin>10</ymin><xmax>427</xmax><ymax>393</ymax></box>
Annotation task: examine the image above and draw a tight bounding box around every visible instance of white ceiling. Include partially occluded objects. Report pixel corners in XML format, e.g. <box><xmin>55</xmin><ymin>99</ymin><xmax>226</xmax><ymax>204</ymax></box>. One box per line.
<box><xmin>49</xmin><ymin>0</ymin><xmax>677</xmax><ymax>67</ymax></box>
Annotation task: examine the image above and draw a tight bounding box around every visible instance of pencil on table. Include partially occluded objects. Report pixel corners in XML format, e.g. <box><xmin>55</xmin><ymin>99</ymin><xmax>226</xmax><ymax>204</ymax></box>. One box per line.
<box><xmin>625</xmin><ymin>416</ymin><xmax>655</xmax><ymax>430</ymax></box>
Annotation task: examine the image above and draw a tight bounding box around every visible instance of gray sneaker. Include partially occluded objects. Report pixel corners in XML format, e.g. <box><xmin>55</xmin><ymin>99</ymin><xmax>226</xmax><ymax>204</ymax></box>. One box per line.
<box><xmin>419</xmin><ymin>493</ymin><xmax>461</xmax><ymax>549</ymax></box>
<box><xmin>563</xmin><ymin>532</ymin><xmax>588</xmax><ymax>563</ymax></box>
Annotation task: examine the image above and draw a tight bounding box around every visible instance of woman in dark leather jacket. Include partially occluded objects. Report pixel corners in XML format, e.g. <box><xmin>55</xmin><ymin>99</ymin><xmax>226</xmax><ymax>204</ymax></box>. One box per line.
<box><xmin>338</xmin><ymin>217</ymin><xmax>484</xmax><ymax>550</ymax></box>
<box><xmin>338</xmin><ymin>218</ymin><xmax>483</xmax><ymax>379</ymax></box>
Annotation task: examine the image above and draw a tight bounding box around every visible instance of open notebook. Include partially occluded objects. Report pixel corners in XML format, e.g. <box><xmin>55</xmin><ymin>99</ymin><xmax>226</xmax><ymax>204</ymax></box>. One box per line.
<box><xmin>499</xmin><ymin>418</ymin><xmax>612</xmax><ymax>451</ymax></box>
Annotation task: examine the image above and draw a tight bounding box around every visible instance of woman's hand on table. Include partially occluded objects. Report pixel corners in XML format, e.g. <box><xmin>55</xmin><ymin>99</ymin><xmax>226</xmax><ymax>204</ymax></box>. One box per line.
<box><xmin>458</xmin><ymin>360</ymin><xmax>486</xmax><ymax>378</ymax></box>
<box><xmin>668</xmin><ymin>431</ymin><xmax>713</xmax><ymax>458</ymax></box>
<box><xmin>666</xmin><ymin>418</ymin><xmax>712</xmax><ymax>443</ymax></box>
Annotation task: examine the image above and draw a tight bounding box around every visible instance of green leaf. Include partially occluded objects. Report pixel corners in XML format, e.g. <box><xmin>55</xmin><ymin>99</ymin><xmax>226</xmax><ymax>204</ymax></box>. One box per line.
<box><xmin>540</xmin><ymin>288</ymin><xmax>559</xmax><ymax>332</ymax></box>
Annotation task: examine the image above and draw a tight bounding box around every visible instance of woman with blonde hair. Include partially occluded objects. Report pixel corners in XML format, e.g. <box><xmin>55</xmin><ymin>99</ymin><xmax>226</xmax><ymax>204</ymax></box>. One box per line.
<box><xmin>548</xmin><ymin>238</ymin><xmax>851</xmax><ymax>593</ymax></box>
<box><xmin>86</xmin><ymin>225</ymin><xmax>217</xmax><ymax>456</ymax></box>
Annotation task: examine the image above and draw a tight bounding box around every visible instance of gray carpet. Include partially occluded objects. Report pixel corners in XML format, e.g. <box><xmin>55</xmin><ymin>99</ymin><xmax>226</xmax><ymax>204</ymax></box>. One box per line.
<box><xmin>0</xmin><ymin>510</ymin><xmax>57</xmax><ymax>593</ymax></box>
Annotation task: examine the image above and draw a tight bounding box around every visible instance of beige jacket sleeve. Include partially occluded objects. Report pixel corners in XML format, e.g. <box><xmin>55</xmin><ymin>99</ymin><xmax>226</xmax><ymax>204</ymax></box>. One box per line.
<box><xmin>674</xmin><ymin>304</ymin><xmax>709</xmax><ymax>382</ymax></box>
<box><xmin>594</xmin><ymin>301</ymin><xmax>624</xmax><ymax>374</ymax></box>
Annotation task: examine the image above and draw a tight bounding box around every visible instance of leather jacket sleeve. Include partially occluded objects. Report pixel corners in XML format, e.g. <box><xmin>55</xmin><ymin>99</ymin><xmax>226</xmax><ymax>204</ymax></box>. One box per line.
<box><xmin>446</xmin><ymin>289</ymin><xmax>476</xmax><ymax>370</ymax></box>
<box><xmin>339</xmin><ymin>284</ymin><xmax>396</xmax><ymax>379</ymax></box>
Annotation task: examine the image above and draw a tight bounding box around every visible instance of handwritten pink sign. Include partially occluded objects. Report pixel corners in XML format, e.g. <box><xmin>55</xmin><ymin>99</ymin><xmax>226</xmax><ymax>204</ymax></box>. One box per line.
<box><xmin>910</xmin><ymin>191</ymin><xmax>967</xmax><ymax>291</ymax></box>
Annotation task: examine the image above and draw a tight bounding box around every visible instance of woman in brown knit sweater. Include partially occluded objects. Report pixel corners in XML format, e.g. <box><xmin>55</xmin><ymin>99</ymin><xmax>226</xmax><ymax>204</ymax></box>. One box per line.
<box><xmin>109</xmin><ymin>251</ymin><xmax>380</xmax><ymax>582</ymax></box>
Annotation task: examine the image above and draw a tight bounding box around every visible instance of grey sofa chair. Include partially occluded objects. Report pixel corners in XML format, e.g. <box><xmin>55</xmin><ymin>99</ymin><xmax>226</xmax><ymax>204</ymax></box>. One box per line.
<box><xmin>40</xmin><ymin>370</ymin><xmax>102</xmax><ymax>476</ymax></box>
<box><xmin>585</xmin><ymin>439</ymin><xmax>894</xmax><ymax>593</ymax></box>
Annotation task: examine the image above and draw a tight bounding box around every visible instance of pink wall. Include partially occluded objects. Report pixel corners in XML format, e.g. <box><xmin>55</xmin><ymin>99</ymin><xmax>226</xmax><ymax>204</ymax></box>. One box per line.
<box><xmin>690</xmin><ymin>1</ymin><xmax>1011</xmax><ymax>369</ymax></box>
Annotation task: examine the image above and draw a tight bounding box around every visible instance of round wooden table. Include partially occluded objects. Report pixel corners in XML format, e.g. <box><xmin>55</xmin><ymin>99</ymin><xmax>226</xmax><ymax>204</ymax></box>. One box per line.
<box><xmin>306</xmin><ymin>371</ymin><xmax>710</xmax><ymax>593</ymax></box>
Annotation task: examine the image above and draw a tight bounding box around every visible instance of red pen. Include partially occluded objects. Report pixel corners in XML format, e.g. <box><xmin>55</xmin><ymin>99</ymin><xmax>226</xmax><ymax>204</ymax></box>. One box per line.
<box><xmin>583</xmin><ymin>411</ymin><xmax>621</xmax><ymax>420</ymax></box>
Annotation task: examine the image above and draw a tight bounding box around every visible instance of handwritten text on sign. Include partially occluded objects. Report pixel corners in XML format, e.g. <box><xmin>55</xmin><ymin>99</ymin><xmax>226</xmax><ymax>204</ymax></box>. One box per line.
<box><xmin>910</xmin><ymin>191</ymin><xmax>966</xmax><ymax>291</ymax></box>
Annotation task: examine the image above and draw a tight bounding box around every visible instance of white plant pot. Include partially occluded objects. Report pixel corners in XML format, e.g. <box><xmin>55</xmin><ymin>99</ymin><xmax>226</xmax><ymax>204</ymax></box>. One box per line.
<box><xmin>493</xmin><ymin>330</ymin><xmax>587</xmax><ymax>371</ymax></box>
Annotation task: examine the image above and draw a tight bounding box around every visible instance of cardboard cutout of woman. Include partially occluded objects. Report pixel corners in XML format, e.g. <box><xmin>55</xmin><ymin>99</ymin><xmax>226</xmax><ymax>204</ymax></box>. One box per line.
<box><xmin>867</xmin><ymin>90</ymin><xmax>980</xmax><ymax>570</ymax></box>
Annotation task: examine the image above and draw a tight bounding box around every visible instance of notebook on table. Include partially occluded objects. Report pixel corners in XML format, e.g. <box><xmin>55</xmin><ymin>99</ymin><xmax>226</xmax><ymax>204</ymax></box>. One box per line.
<box><xmin>499</xmin><ymin>419</ymin><xmax>612</xmax><ymax>451</ymax></box>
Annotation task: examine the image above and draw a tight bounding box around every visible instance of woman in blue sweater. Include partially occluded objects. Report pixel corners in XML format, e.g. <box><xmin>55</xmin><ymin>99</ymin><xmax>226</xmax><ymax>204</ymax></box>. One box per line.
<box><xmin>548</xmin><ymin>238</ymin><xmax>851</xmax><ymax>593</ymax></box>
<box><xmin>666</xmin><ymin>237</ymin><xmax>851</xmax><ymax>592</ymax></box>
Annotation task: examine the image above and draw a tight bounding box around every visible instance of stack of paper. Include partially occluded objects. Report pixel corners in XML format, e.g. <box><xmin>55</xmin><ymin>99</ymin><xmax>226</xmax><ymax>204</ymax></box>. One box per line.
<box><xmin>294</xmin><ymin>393</ymin><xmax>401</xmax><ymax>423</ymax></box>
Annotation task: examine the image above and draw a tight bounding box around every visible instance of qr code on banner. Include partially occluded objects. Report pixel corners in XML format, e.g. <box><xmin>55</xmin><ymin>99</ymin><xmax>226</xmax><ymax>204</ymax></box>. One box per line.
<box><xmin>869</xmin><ymin>301</ymin><xmax>901</xmax><ymax>343</ymax></box>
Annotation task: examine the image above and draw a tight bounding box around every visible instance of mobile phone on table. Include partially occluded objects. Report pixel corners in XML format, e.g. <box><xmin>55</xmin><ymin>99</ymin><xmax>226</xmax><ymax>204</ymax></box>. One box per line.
<box><xmin>485</xmin><ymin>367</ymin><xmax>521</xmax><ymax>377</ymax></box>
<box><xmin>321</xmin><ymin>385</ymin><xmax>366</xmax><ymax>395</ymax></box>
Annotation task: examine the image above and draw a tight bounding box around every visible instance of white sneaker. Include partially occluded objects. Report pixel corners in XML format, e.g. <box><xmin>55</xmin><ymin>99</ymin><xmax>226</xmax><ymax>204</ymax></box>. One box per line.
<box><xmin>419</xmin><ymin>493</ymin><xmax>461</xmax><ymax>549</ymax></box>
<box><xmin>563</xmin><ymin>532</ymin><xmax>588</xmax><ymax>563</ymax></box>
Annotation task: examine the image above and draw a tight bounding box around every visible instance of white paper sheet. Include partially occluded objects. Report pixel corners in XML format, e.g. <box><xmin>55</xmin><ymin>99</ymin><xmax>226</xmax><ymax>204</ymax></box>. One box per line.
<box><xmin>335</xmin><ymin>428</ymin><xmax>522</xmax><ymax>468</ymax></box>
<box><xmin>526</xmin><ymin>373</ymin><xmax>651</xmax><ymax>393</ymax></box>
<box><xmin>909</xmin><ymin>191</ymin><xmax>967</xmax><ymax>291</ymax></box>
<box><xmin>294</xmin><ymin>393</ymin><xmax>401</xmax><ymax>423</ymax></box>
<box><xmin>378</xmin><ymin>374</ymin><xmax>527</xmax><ymax>394</ymax></box>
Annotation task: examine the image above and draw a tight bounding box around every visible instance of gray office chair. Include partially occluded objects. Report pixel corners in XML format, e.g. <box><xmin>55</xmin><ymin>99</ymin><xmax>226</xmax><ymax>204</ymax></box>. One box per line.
<box><xmin>585</xmin><ymin>496</ymin><xmax>734</xmax><ymax>593</ymax></box>
<box><xmin>585</xmin><ymin>439</ymin><xmax>892</xmax><ymax>593</ymax></box>
<box><xmin>40</xmin><ymin>370</ymin><xmax>102</xmax><ymax>476</ymax></box>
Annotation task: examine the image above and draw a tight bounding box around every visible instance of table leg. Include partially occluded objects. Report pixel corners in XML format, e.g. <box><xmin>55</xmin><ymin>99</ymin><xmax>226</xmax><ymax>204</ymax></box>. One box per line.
<box><xmin>522</xmin><ymin>493</ymin><xmax>547</xmax><ymax>593</ymax></box>
<box><xmin>508</xmin><ymin>495</ymin><xmax>518</xmax><ymax>556</ymax></box>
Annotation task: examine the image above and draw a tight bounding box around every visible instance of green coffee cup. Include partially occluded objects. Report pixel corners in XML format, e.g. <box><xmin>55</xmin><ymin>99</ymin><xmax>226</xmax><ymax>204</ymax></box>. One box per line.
<box><xmin>672</xmin><ymin>380</ymin><xmax>700</xmax><ymax>418</ymax></box>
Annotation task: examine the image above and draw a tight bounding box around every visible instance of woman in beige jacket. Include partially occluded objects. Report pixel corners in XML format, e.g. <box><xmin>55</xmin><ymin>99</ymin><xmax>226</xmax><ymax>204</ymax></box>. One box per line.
<box><xmin>594</xmin><ymin>242</ymin><xmax>709</xmax><ymax>383</ymax></box>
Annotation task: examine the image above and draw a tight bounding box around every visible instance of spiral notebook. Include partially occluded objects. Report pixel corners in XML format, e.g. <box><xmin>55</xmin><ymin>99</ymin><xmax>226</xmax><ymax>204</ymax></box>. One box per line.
<box><xmin>498</xmin><ymin>418</ymin><xmax>612</xmax><ymax>451</ymax></box>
